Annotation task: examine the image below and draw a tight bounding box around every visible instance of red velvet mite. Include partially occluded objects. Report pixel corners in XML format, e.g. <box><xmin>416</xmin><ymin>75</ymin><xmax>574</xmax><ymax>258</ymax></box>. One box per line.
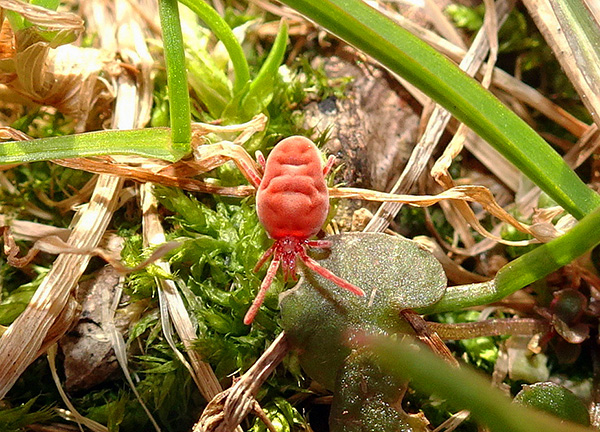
<box><xmin>244</xmin><ymin>136</ymin><xmax>365</xmax><ymax>325</ymax></box>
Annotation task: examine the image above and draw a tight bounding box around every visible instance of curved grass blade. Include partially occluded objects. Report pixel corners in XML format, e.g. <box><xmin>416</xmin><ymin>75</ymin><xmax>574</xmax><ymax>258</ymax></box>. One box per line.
<box><xmin>0</xmin><ymin>128</ymin><xmax>187</xmax><ymax>164</ymax></box>
<box><xmin>239</xmin><ymin>20</ymin><xmax>288</xmax><ymax>119</ymax></box>
<box><xmin>177</xmin><ymin>0</ymin><xmax>250</xmax><ymax>94</ymax></box>
<box><xmin>278</xmin><ymin>0</ymin><xmax>600</xmax><ymax>219</ymax></box>
<box><xmin>421</xmin><ymin>204</ymin><xmax>600</xmax><ymax>313</ymax></box>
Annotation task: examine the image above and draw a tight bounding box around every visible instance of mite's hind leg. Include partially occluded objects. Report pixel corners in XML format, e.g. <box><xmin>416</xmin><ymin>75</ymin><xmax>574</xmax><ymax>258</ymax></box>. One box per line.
<box><xmin>245</xmin><ymin>255</ymin><xmax>282</xmax><ymax>325</ymax></box>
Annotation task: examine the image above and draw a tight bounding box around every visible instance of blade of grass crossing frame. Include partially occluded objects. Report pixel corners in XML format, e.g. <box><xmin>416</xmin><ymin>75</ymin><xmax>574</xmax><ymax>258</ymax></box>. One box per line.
<box><xmin>420</xmin><ymin>205</ymin><xmax>600</xmax><ymax>313</ymax></box>
<box><xmin>239</xmin><ymin>20</ymin><xmax>288</xmax><ymax>119</ymax></box>
<box><xmin>159</xmin><ymin>0</ymin><xmax>192</xmax><ymax>151</ymax></box>
<box><xmin>278</xmin><ymin>0</ymin><xmax>600</xmax><ymax>219</ymax></box>
<box><xmin>0</xmin><ymin>128</ymin><xmax>186</xmax><ymax>164</ymax></box>
<box><xmin>366</xmin><ymin>335</ymin><xmax>593</xmax><ymax>432</ymax></box>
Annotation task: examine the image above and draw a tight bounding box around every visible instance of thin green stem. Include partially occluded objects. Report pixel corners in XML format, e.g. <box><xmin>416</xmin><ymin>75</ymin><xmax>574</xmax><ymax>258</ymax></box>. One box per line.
<box><xmin>177</xmin><ymin>0</ymin><xmax>250</xmax><ymax>93</ymax></box>
<box><xmin>420</xmin><ymin>205</ymin><xmax>600</xmax><ymax>313</ymax></box>
<box><xmin>159</xmin><ymin>0</ymin><xmax>192</xmax><ymax>151</ymax></box>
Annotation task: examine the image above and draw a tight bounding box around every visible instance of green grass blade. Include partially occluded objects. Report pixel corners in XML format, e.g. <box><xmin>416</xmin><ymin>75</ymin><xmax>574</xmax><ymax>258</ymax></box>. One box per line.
<box><xmin>0</xmin><ymin>129</ymin><xmax>187</xmax><ymax>164</ymax></box>
<box><xmin>278</xmin><ymin>0</ymin><xmax>600</xmax><ymax>219</ymax></box>
<box><xmin>159</xmin><ymin>0</ymin><xmax>192</xmax><ymax>150</ymax></box>
<box><xmin>178</xmin><ymin>0</ymin><xmax>250</xmax><ymax>93</ymax></box>
<box><xmin>420</xmin><ymin>205</ymin><xmax>600</xmax><ymax>313</ymax></box>
<box><xmin>365</xmin><ymin>335</ymin><xmax>594</xmax><ymax>432</ymax></box>
<box><xmin>239</xmin><ymin>20</ymin><xmax>288</xmax><ymax>119</ymax></box>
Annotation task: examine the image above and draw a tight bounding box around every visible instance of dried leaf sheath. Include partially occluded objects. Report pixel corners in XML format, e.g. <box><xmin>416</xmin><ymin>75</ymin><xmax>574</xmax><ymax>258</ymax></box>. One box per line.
<box><xmin>0</xmin><ymin>175</ymin><xmax>124</xmax><ymax>398</ymax></box>
<box><xmin>141</xmin><ymin>182</ymin><xmax>223</xmax><ymax>401</ymax></box>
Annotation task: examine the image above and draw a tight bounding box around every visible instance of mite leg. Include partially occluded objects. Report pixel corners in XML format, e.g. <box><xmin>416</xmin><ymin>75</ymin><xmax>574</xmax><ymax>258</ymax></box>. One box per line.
<box><xmin>298</xmin><ymin>249</ymin><xmax>365</xmax><ymax>297</ymax></box>
<box><xmin>244</xmin><ymin>255</ymin><xmax>282</xmax><ymax>325</ymax></box>
<box><xmin>254</xmin><ymin>243</ymin><xmax>277</xmax><ymax>272</ymax></box>
<box><xmin>307</xmin><ymin>239</ymin><xmax>333</xmax><ymax>249</ymax></box>
<box><xmin>255</xmin><ymin>150</ymin><xmax>266</xmax><ymax>171</ymax></box>
<box><xmin>237</xmin><ymin>157</ymin><xmax>263</xmax><ymax>189</ymax></box>
<box><xmin>323</xmin><ymin>155</ymin><xmax>336</xmax><ymax>176</ymax></box>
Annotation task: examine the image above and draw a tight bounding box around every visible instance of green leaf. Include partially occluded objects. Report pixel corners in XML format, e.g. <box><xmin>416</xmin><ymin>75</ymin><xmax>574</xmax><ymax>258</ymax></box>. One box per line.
<box><xmin>159</xmin><ymin>0</ymin><xmax>192</xmax><ymax>150</ymax></box>
<box><xmin>514</xmin><ymin>382</ymin><xmax>590</xmax><ymax>426</ymax></box>
<box><xmin>186</xmin><ymin>36</ymin><xmax>233</xmax><ymax>118</ymax></box>
<box><xmin>177</xmin><ymin>0</ymin><xmax>250</xmax><ymax>93</ymax></box>
<box><xmin>280</xmin><ymin>232</ymin><xmax>446</xmax><ymax>389</ymax></box>
<box><xmin>239</xmin><ymin>20</ymin><xmax>289</xmax><ymax>119</ymax></box>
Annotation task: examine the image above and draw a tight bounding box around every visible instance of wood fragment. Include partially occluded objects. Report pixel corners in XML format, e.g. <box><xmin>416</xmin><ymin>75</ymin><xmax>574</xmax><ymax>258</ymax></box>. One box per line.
<box><xmin>195</xmin><ymin>333</ymin><xmax>290</xmax><ymax>432</ymax></box>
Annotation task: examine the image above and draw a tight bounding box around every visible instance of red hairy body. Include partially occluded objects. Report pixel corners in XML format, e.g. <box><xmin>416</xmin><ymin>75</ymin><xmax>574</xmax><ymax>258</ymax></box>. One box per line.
<box><xmin>256</xmin><ymin>136</ymin><xmax>329</xmax><ymax>239</ymax></box>
<box><xmin>244</xmin><ymin>136</ymin><xmax>364</xmax><ymax>325</ymax></box>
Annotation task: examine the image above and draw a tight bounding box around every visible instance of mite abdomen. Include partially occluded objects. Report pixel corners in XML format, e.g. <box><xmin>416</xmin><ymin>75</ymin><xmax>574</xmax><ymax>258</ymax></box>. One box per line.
<box><xmin>256</xmin><ymin>136</ymin><xmax>329</xmax><ymax>239</ymax></box>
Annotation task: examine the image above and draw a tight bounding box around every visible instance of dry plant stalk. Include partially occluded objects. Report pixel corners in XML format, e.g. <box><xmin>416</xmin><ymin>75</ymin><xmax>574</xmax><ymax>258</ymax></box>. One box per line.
<box><xmin>53</xmin><ymin>138</ymin><xmax>566</xmax><ymax>245</ymax></box>
<box><xmin>427</xmin><ymin>0</ymin><xmax>501</xmax><ymax>252</ymax></box>
<box><xmin>363</xmin><ymin>0</ymin><xmax>514</xmax><ymax>235</ymax></box>
<box><xmin>0</xmin><ymin>0</ymin><xmax>147</xmax><ymax>403</ymax></box>
<box><xmin>368</xmin><ymin>0</ymin><xmax>589</xmax><ymax>139</ymax></box>
<box><xmin>195</xmin><ymin>333</ymin><xmax>290</xmax><ymax>432</ymax></box>
<box><xmin>0</xmin><ymin>174</ymin><xmax>123</xmax><ymax>399</ymax></box>
<box><xmin>141</xmin><ymin>183</ymin><xmax>223</xmax><ymax>401</ymax></box>
<box><xmin>0</xmin><ymin>0</ymin><xmax>119</xmax><ymax>129</ymax></box>
<box><xmin>522</xmin><ymin>0</ymin><xmax>600</xmax><ymax>127</ymax></box>
<box><xmin>138</xmin><ymin>114</ymin><xmax>269</xmax><ymax>402</ymax></box>
<box><xmin>0</xmin><ymin>216</ymin><xmax>70</xmax><ymax>242</ymax></box>
<box><xmin>414</xmin><ymin>236</ymin><xmax>489</xmax><ymax>284</ymax></box>
<box><xmin>2</xmin><ymin>225</ymin><xmax>179</xmax><ymax>272</ymax></box>
<box><xmin>0</xmin><ymin>0</ymin><xmax>83</xmax><ymax>32</ymax></box>
<box><xmin>47</xmin><ymin>345</ymin><xmax>109</xmax><ymax>432</ymax></box>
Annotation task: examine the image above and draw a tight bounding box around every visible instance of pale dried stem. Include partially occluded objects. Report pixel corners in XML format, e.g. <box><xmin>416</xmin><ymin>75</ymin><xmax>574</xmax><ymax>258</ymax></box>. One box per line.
<box><xmin>414</xmin><ymin>236</ymin><xmax>489</xmax><ymax>284</ymax></box>
<box><xmin>431</xmin><ymin>410</ymin><xmax>471</xmax><ymax>432</ymax></box>
<box><xmin>0</xmin><ymin>217</ymin><xmax>71</xmax><ymax>242</ymax></box>
<box><xmin>53</xmin><ymin>156</ymin><xmax>257</xmax><ymax>197</ymax></box>
<box><xmin>363</xmin><ymin>0</ymin><xmax>514</xmax><ymax>234</ymax></box>
<box><xmin>0</xmin><ymin>174</ymin><xmax>123</xmax><ymax>399</ymax></box>
<box><xmin>47</xmin><ymin>345</ymin><xmax>109</xmax><ymax>432</ymax></box>
<box><xmin>422</xmin><ymin>0</ymin><xmax>466</xmax><ymax>49</ymax></box>
<box><xmin>0</xmin><ymin>0</ymin><xmax>156</xmax><ymax>402</ymax></box>
<box><xmin>368</xmin><ymin>0</ymin><xmax>589</xmax><ymax>138</ymax></box>
<box><xmin>34</xmin><ymin>176</ymin><xmax>98</xmax><ymax>212</ymax></box>
<box><xmin>0</xmin><ymin>0</ymin><xmax>84</xmax><ymax>31</ymax></box>
<box><xmin>334</xmin><ymin>185</ymin><xmax>558</xmax><ymax>244</ymax></box>
<box><xmin>432</xmin><ymin>0</ymin><xmax>499</xmax><ymax>191</ymax></box>
<box><xmin>116</xmin><ymin>0</ymin><xmax>222</xmax><ymax>414</ymax></box>
<box><xmin>522</xmin><ymin>0</ymin><xmax>600</xmax><ymax>128</ymax></box>
<box><xmin>55</xmin><ymin>142</ymin><xmax>563</xmax><ymax>245</ymax></box>
<box><xmin>141</xmin><ymin>182</ymin><xmax>223</xmax><ymax>401</ymax></box>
